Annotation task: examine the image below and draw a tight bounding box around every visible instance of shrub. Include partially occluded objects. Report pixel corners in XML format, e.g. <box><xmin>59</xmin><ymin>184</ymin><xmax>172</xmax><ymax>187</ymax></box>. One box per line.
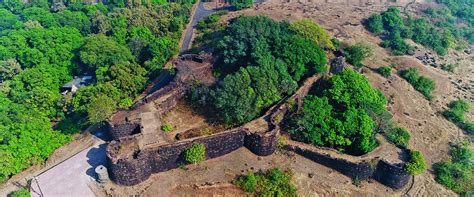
<box><xmin>386</xmin><ymin>127</ymin><xmax>411</xmax><ymax>147</ymax></box>
<box><xmin>366</xmin><ymin>14</ymin><xmax>384</xmax><ymax>34</ymax></box>
<box><xmin>344</xmin><ymin>43</ymin><xmax>373</xmax><ymax>68</ymax></box>
<box><xmin>161</xmin><ymin>123</ymin><xmax>173</xmax><ymax>133</ymax></box>
<box><xmin>10</xmin><ymin>188</ymin><xmax>30</xmax><ymax>197</ymax></box>
<box><xmin>235</xmin><ymin>168</ymin><xmax>297</xmax><ymax>196</ymax></box>
<box><xmin>399</xmin><ymin>68</ymin><xmax>435</xmax><ymax>100</ymax></box>
<box><xmin>405</xmin><ymin>150</ymin><xmax>427</xmax><ymax>175</ymax></box>
<box><xmin>440</xmin><ymin>63</ymin><xmax>457</xmax><ymax>72</ymax></box>
<box><xmin>377</xmin><ymin>66</ymin><xmax>392</xmax><ymax>77</ymax></box>
<box><xmin>434</xmin><ymin>142</ymin><xmax>473</xmax><ymax>194</ymax></box>
<box><xmin>442</xmin><ymin>99</ymin><xmax>470</xmax><ymax>123</ymax></box>
<box><xmin>184</xmin><ymin>143</ymin><xmax>206</xmax><ymax>164</ymax></box>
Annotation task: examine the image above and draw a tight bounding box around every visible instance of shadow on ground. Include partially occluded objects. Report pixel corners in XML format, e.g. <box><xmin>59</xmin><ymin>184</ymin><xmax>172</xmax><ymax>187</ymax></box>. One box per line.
<box><xmin>85</xmin><ymin>143</ymin><xmax>108</xmax><ymax>181</ymax></box>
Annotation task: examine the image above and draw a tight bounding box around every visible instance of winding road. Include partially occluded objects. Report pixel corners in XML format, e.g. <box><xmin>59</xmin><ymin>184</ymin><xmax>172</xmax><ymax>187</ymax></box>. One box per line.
<box><xmin>180</xmin><ymin>1</ymin><xmax>232</xmax><ymax>52</ymax></box>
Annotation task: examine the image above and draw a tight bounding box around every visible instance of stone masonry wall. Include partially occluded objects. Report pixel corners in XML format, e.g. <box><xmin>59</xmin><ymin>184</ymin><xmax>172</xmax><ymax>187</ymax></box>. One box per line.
<box><xmin>373</xmin><ymin>160</ymin><xmax>411</xmax><ymax>189</ymax></box>
<box><xmin>284</xmin><ymin>144</ymin><xmax>375</xmax><ymax>180</ymax></box>
<box><xmin>284</xmin><ymin>143</ymin><xmax>412</xmax><ymax>189</ymax></box>
<box><xmin>106</xmin><ymin>121</ymin><xmax>141</xmax><ymax>140</ymax></box>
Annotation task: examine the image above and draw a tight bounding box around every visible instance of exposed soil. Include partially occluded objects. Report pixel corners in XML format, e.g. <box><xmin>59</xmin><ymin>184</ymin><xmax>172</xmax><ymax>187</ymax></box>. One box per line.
<box><xmin>161</xmin><ymin>101</ymin><xmax>228</xmax><ymax>141</ymax></box>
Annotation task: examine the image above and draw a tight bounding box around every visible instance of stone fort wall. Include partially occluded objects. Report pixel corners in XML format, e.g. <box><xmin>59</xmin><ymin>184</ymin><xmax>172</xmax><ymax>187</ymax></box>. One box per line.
<box><xmin>105</xmin><ymin>55</ymin><xmax>411</xmax><ymax>189</ymax></box>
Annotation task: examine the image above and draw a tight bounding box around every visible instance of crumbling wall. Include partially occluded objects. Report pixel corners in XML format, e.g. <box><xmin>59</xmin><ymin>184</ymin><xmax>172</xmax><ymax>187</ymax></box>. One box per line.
<box><xmin>284</xmin><ymin>144</ymin><xmax>375</xmax><ymax>180</ymax></box>
<box><xmin>284</xmin><ymin>143</ymin><xmax>412</xmax><ymax>189</ymax></box>
<box><xmin>148</xmin><ymin>129</ymin><xmax>246</xmax><ymax>173</ymax></box>
<box><xmin>106</xmin><ymin>121</ymin><xmax>141</xmax><ymax>140</ymax></box>
<box><xmin>373</xmin><ymin>160</ymin><xmax>411</xmax><ymax>189</ymax></box>
<box><xmin>107</xmin><ymin>129</ymin><xmax>249</xmax><ymax>186</ymax></box>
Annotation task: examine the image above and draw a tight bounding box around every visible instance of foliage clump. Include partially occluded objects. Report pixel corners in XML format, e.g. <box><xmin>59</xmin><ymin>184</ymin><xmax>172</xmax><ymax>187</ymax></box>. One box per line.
<box><xmin>10</xmin><ymin>188</ymin><xmax>30</xmax><ymax>197</ymax></box>
<box><xmin>434</xmin><ymin>142</ymin><xmax>473</xmax><ymax>194</ymax></box>
<box><xmin>287</xmin><ymin>69</ymin><xmax>387</xmax><ymax>155</ymax></box>
<box><xmin>234</xmin><ymin>168</ymin><xmax>297</xmax><ymax>196</ymax></box>
<box><xmin>386</xmin><ymin>127</ymin><xmax>410</xmax><ymax>147</ymax></box>
<box><xmin>189</xmin><ymin>16</ymin><xmax>327</xmax><ymax>125</ymax></box>
<box><xmin>184</xmin><ymin>143</ymin><xmax>206</xmax><ymax>164</ymax></box>
<box><xmin>377</xmin><ymin>66</ymin><xmax>392</xmax><ymax>78</ymax></box>
<box><xmin>365</xmin><ymin>7</ymin><xmax>459</xmax><ymax>56</ymax></box>
<box><xmin>344</xmin><ymin>43</ymin><xmax>373</xmax><ymax>68</ymax></box>
<box><xmin>442</xmin><ymin>99</ymin><xmax>473</xmax><ymax>135</ymax></box>
<box><xmin>405</xmin><ymin>150</ymin><xmax>427</xmax><ymax>175</ymax></box>
<box><xmin>229</xmin><ymin>0</ymin><xmax>253</xmax><ymax>10</ymax></box>
<box><xmin>161</xmin><ymin>123</ymin><xmax>173</xmax><ymax>133</ymax></box>
<box><xmin>399</xmin><ymin>68</ymin><xmax>435</xmax><ymax>100</ymax></box>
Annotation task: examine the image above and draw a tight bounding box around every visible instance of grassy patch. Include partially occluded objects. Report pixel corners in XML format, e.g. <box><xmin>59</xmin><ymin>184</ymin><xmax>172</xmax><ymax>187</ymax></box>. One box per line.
<box><xmin>234</xmin><ymin>168</ymin><xmax>297</xmax><ymax>196</ymax></box>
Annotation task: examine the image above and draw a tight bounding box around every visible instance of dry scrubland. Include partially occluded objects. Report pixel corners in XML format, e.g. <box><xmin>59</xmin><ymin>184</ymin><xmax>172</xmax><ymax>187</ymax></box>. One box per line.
<box><xmin>98</xmin><ymin>0</ymin><xmax>473</xmax><ymax>196</ymax></box>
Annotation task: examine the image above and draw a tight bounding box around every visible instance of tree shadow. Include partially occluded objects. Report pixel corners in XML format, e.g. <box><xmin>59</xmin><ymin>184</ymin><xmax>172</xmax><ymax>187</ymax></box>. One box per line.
<box><xmin>85</xmin><ymin>143</ymin><xmax>108</xmax><ymax>181</ymax></box>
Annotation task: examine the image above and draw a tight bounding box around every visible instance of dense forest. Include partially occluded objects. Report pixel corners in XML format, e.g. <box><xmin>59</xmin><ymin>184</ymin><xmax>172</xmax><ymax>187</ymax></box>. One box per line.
<box><xmin>0</xmin><ymin>0</ymin><xmax>192</xmax><ymax>182</ymax></box>
<box><xmin>189</xmin><ymin>16</ymin><xmax>329</xmax><ymax>125</ymax></box>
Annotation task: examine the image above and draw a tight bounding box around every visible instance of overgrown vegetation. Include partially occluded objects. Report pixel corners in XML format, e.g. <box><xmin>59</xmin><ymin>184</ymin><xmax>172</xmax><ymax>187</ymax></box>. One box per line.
<box><xmin>434</xmin><ymin>142</ymin><xmax>473</xmax><ymax>194</ymax></box>
<box><xmin>344</xmin><ymin>43</ymin><xmax>373</xmax><ymax>68</ymax></box>
<box><xmin>10</xmin><ymin>188</ymin><xmax>30</xmax><ymax>197</ymax></box>
<box><xmin>440</xmin><ymin>63</ymin><xmax>457</xmax><ymax>72</ymax></box>
<box><xmin>0</xmin><ymin>0</ymin><xmax>192</xmax><ymax>182</ymax></box>
<box><xmin>189</xmin><ymin>16</ymin><xmax>327</xmax><ymax>125</ymax></box>
<box><xmin>286</xmin><ymin>69</ymin><xmax>387</xmax><ymax>155</ymax></box>
<box><xmin>365</xmin><ymin>7</ymin><xmax>467</xmax><ymax>55</ymax></box>
<box><xmin>377</xmin><ymin>66</ymin><xmax>392</xmax><ymax>78</ymax></box>
<box><xmin>405</xmin><ymin>150</ymin><xmax>427</xmax><ymax>175</ymax></box>
<box><xmin>386</xmin><ymin>127</ymin><xmax>410</xmax><ymax>147</ymax></box>
<box><xmin>229</xmin><ymin>0</ymin><xmax>253</xmax><ymax>10</ymax></box>
<box><xmin>399</xmin><ymin>68</ymin><xmax>435</xmax><ymax>100</ymax></box>
<box><xmin>161</xmin><ymin>123</ymin><xmax>173</xmax><ymax>133</ymax></box>
<box><xmin>234</xmin><ymin>168</ymin><xmax>297</xmax><ymax>196</ymax></box>
<box><xmin>184</xmin><ymin>143</ymin><xmax>206</xmax><ymax>164</ymax></box>
<box><xmin>442</xmin><ymin>99</ymin><xmax>473</xmax><ymax>135</ymax></box>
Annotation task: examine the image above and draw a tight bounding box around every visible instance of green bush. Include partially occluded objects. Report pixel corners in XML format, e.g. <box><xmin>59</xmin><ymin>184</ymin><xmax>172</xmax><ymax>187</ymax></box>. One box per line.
<box><xmin>386</xmin><ymin>127</ymin><xmax>411</xmax><ymax>147</ymax></box>
<box><xmin>10</xmin><ymin>188</ymin><xmax>30</xmax><ymax>197</ymax></box>
<box><xmin>377</xmin><ymin>66</ymin><xmax>392</xmax><ymax>77</ymax></box>
<box><xmin>184</xmin><ymin>143</ymin><xmax>206</xmax><ymax>164</ymax></box>
<box><xmin>440</xmin><ymin>63</ymin><xmax>457</xmax><ymax>72</ymax></box>
<box><xmin>434</xmin><ymin>142</ymin><xmax>473</xmax><ymax>194</ymax></box>
<box><xmin>442</xmin><ymin>99</ymin><xmax>470</xmax><ymax>123</ymax></box>
<box><xmin>344</xmin><ymin>43</ymin><xmax>373</xmax><ymax>68</ymax></box>
<box><xmin>366</xmin><ymin>14</ymin><xmax>383</xmax><ymax>34</ymax></box>
<box><xmin>405</xmin><ymin>150</ymin><xmax>427</xmax><ymax>175</ymax></box>
<box><xmin>399</xmin><ymin>68</ymin><xmax>435</xmax><ymax>100</ymax></box>
<box><xmin>229</xmin><ymin>0</ymin><xmax>253</xmax><ymax>10</ymax></box>
<box><xmin>161</xmin><ymin>123</ymin><xmax>173</xmax><ymax>133</ymax></box>
<box><xmin>235</xmin><ymin>168</ymin><xmax>297</xmax><ymax>196</ymax></box>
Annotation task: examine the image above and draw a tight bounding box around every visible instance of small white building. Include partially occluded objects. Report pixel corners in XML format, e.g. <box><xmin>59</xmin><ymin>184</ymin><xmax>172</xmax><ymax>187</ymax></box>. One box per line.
<box><xmin>61</xmin><ymin>76</ymin><xmax>93</xmax><ymax>94</ymax></box>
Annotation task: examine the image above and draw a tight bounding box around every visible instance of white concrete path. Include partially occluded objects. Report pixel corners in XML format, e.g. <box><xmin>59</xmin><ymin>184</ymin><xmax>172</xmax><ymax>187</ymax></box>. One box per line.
<box><xmin>30</xmin><ymin>135</ymin><xmax>106</xmax><ymax>197</ymax></box>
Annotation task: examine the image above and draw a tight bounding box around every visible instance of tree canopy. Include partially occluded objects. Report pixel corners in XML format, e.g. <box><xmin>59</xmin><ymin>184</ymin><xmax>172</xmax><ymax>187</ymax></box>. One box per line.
<box><xmin>287</xmin><ymin>69</ymin><xmax>387</xmax><ymax>155</ymax></box>
<box><xmin>190</xmin><ymin>16</ymin><xmax>327</xmax><ymax>125</ymax></box>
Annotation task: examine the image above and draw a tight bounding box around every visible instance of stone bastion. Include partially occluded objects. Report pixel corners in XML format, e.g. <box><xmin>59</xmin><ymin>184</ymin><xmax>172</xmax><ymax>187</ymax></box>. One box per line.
<box><xmin>104</xmin><ymin>54</ymin><xmax>411</xmax><ymax>189</ymax></box>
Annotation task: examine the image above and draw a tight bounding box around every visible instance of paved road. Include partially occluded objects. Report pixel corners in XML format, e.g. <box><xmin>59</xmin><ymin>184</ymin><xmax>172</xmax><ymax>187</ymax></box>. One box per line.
<box><xmin>180</xmin><ymin>2</ymin><xmax>226</xmax><ymax>53</ymax></box>
<box><xmin>30</xmin><ymin>134</ymin><xmax>106</xmax><ymax>197</ymax></box>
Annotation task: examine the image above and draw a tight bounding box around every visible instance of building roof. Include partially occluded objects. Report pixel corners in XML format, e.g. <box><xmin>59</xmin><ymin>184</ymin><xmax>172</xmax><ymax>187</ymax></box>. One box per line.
<box><xmin>62</xmin><ymin>76</ymin><xmax>93</xmax><ymax>89</ymax></box>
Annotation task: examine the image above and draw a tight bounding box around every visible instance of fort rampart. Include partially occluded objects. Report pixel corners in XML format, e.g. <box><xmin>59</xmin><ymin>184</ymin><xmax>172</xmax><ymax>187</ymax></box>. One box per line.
<box><xmin>104</xmin><ymin>55</ymin><xmax>411</xmax><ymax>189</ymax></box>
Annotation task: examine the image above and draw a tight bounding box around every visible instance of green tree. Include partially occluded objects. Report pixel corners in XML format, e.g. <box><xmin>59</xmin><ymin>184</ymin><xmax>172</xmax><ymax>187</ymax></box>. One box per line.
<box><xmin>290</xmin><ymin>19</ymin><xmax>335</xmax><ymax>50</ymax></box>
<box><xmin>344</xmin><ymin>43</ymin><xmax>373</xmax><ymax>68</ymax></box>
<box><xmin>79</xmin><ymin>34</ymin><xmax>134</xmax><ymax>72</ymax></box>
<box><xmin>366</xmin><ymin>14</ymin><xmax>383</xmax><ymax>34</ymax></box>
<box><xmin>86</xmin><ymin>94</ymin><xmax>116</xmax><ymax>124</ymax></box>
